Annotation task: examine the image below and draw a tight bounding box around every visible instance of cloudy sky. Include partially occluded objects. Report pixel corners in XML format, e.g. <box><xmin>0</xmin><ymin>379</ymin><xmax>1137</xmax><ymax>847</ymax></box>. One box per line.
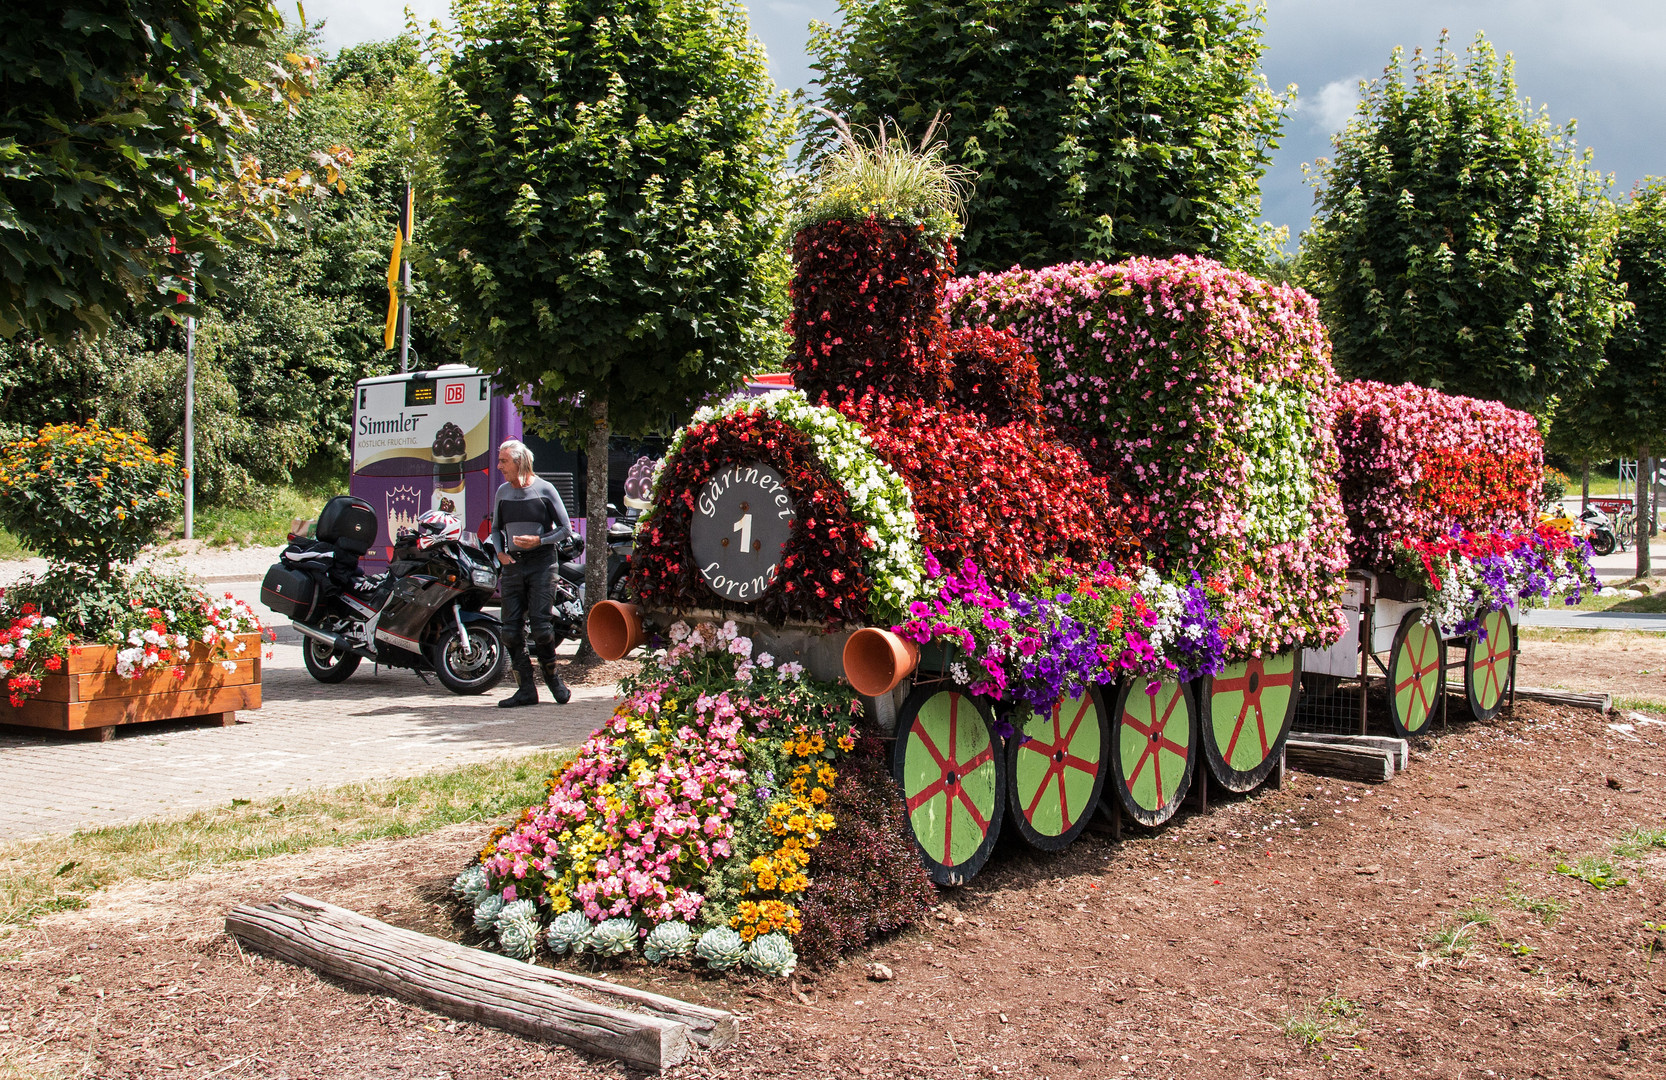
<box><xmin>299</xmin><ymin>0</ymin><xmax>1666</xmax><ymax>245</ymax></box>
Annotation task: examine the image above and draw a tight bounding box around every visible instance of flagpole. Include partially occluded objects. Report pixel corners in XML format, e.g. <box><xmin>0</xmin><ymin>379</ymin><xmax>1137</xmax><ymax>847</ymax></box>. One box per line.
<box><xmin>398</xmin><ymin>122</ymin><xmax>414</xmax><ymax>373</ymax></box>
<box><xmin>183</xmin><ymin>88</ymin><xmax>197</xmax><ymax>541</ymax></box>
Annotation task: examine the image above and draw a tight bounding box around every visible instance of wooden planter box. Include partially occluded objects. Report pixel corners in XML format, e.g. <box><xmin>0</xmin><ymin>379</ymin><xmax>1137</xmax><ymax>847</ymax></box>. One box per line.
<box><xmin>0</xmin><ymin>633</ymin><xmax>263</xmax><ymax>741</ymax></box>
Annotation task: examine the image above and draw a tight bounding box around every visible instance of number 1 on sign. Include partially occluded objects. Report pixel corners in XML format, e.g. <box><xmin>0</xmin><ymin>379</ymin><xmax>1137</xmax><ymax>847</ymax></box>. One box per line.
<box><xmin>733</xmin><ymin>512</ymin><xmax>753</xmax><ymax>552</ymax></box>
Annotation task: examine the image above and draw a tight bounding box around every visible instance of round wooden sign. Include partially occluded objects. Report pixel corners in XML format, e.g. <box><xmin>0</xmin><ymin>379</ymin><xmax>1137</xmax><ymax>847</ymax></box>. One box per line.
<box><xmin>688</xmin><ymin>463</ymin><xmax>796</xmax><ymax>603</ymax></box>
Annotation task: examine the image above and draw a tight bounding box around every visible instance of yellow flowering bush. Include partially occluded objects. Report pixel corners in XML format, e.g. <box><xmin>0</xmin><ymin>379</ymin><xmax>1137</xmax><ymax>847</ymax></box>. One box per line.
<box><xmin>0</xmin><ymin>423</ymin><xmax>181</xmax><ymax>571</ymax></box>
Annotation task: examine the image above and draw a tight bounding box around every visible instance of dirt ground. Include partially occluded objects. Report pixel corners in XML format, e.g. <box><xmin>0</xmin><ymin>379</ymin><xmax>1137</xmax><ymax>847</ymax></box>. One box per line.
<box><xmin>1517</xmin><ymin>631</ymin><xmax>1666</xmax><ymax>707</ymax></box>
<box><xmin>3</xmin><ymin>699</ymin><xmax>1665</xmax><ymax>1079</ymax></box>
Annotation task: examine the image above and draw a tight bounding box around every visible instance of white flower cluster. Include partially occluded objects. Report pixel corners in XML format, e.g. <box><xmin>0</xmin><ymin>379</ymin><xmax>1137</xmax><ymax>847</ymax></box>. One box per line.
<box><xmin>1134</xmin><ymin>567</ymin><xmax>1195</xmax><ymax>656</ymax></box>
<box><xmin>648</xmin><ymin>389</ymin><xmax>925</xmax><ymax>622</ymax></box>
<box><xmin>115</xmin><ymin>626</ymin><xmax>193</xmax><ymax>679</ymax></box>
<box><xmin>1233</xmin><ymin>383</ymin><xmax>1316</xmax><ymax>546</ymax></box>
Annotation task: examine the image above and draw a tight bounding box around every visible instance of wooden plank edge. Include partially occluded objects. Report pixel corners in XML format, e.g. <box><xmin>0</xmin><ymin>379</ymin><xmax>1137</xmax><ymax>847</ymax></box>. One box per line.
<box><xmin>1284</xmin><ymin>741</ymin><xmax>1395</xmax><ymax>783</ymax></box>
<box><xmin>1512</xmin><ymin>686</ymin><xmax>1611</xmax><ymax>713</ymax></box>
<box><xmin>225</xmin><ymin>893</ymin><xmax>699</xmax><ymax>1072</ymax></box>
<box><xmin>1287</xmin><ymin>733</ymin><xmax>1409</xmax><ymax>771</ymax></box>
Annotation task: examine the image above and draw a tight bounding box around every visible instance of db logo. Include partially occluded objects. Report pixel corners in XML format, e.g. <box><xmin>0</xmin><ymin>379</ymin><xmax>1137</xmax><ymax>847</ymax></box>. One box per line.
<box><xmin>443</xmin><ymin>383</ymin><xmax>464</xmax><ymax>405</ymax></box>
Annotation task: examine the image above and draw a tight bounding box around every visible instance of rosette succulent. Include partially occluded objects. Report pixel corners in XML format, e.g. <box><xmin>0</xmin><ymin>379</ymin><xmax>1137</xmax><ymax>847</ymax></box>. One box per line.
<box><xmin>590</xmin><ymin>918</ymin><xmax>639</xmax><ymax>958</ymax></box>
<box><xmin>451</xmin><ymin>865</ymin><xmax>492</xmax><ymax>906</ymax></box>
<box><xmin>695</xmin><ymin>926</ymin><xmax>746</xmax><ymax>971</ymax></box>
<box><xmin>494</xmin><ymin>899</ymin><xmax>542</xmax><ymax>961</ymax></box>
<box><xmin>643</xmin><ymin>921</ymin><xmax>696</xmax><ymax>963</ymax></box>
<box><xmin>472</xmin><ymin>895</ymin><xmax>505</xmax><ymax>933</ymax></box>
<box><xmin>744</xmin><ymin>932</ymin><xmax>798</xmax><ymax>977</ymax></box>
<box><xmin>545</xmin><ymin>911</ymin><xmax>593</xmax><ymax>956</ymax></box>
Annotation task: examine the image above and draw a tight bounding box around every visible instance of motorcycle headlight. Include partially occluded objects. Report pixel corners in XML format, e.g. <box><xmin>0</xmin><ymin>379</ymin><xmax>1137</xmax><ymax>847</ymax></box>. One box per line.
<box><xmin>471</xmin><ymin>568</ymin><xmax>497</xmax><ymax>588</ymax></box>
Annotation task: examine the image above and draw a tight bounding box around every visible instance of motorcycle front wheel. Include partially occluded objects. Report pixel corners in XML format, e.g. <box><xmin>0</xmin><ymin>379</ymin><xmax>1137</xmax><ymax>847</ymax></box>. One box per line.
<box><xmin>301</xmin><ymin>624</ymin><xmax>362</xmax><ymax>684</ymax></box>
<box><xmin>431</xmin><ymin>622</ymin><xmax>508</xmax><ymax>695</ymax></box>
<box><xmin>1590</xmin><ymin>530</ymin><xmax>1617</xmax><ymax>557</ymax></box>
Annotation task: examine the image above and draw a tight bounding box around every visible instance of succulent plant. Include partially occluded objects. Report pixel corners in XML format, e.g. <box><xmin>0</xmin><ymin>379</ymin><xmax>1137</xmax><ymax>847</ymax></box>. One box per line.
<box><xmin>695</xmin><ymin>926</ymin><xmax>746</xmax><ymax>971</ymax></box>
<box><xmin>545</xmin><ymin>911</ymin><xmax>594</xmax><ymax>956</ymax></box>
<box><xmin>590</xmin><ymin>918</ymin><xmax>639</xmax><ymax>958</ymax></box>
<box><xmin>472</xmin><ymin>895</ymin><xmax>505</xmax><ymax>933</ymax></box>
<box><xmin>743</xmin><ymin>932</ymin><xmax>798</xmax><ymax>978</ymax></box>
<box><xmin>494</xmin><ymin>899</ymin><xmax>542</xmax><ymax>960</ymax></box>
<box><xmin>451</xmin><ymin>865</ymin><xmax>492</xmax><ymax>906</ymax></box>
<box><xmin>643</xmin><ymin>921</ymin><xmax>696</xmax><ymax>964</ymax></box>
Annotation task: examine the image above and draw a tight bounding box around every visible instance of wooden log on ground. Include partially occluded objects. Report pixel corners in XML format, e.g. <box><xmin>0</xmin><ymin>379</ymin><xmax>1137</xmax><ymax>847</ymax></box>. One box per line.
<box><xmin>1512</xmin><ymin>686</ymin><xmax>1611</xmax><ymax>713</ymax></box>
<box><xmin>1285</xmin><ymin>733</ymin><xmax>1409</xmax><ymax>771</ymax></box>
<box><xmin>1284</xmin><ymin>740</ymin><xmax>1395</xmax><ymax>783</ymax></box>
<box><xmin>225</xmin><ymin>893</ymin><xmax>734</xmax><ymax>1072</ymax></box>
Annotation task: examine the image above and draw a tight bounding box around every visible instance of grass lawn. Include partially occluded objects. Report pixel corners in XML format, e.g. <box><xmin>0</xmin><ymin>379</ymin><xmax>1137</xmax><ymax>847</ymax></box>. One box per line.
<box><xmin>0</xmin><ymin>750</ymin><xmax>568</xmax><ymax>938</ymax></box>
<box><xmin>1564</xmin><ymin>576</ymin><xmax>1666</xmax><ymax>612</ymax></box>
<box><xmin>169</xmin><ymin>478</ymin><xmax>347</xmax><ymax>548</ymax></box>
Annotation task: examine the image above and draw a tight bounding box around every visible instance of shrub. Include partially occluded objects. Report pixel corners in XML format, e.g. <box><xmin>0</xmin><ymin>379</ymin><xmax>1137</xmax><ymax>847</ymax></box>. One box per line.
<box><xmin>1541</xmin><ymin>467</ymin><xmax>1571</xmax><ymax>511</ymax></box>
<box><xmin>796</xmin><ymin>738</ymin><xmax>936</xmax><ymax>968</ymax></box>
<box><xmin>0</xmin><ymin>423</ymin><xmax>181</xmax><ymax>571</ymax></box>
<box><xmin>947</xmin><ymin>256</ymin><xmax>1349</xmax><ymax>656</ymax></box>
<box><xmin>1331</xmin><ymin>380</ymin><xmax>1542</xmax><ymax>572</ymax></box>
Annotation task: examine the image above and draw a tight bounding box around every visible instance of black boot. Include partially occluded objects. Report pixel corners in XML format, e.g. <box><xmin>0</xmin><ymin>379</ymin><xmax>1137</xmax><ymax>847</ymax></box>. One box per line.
<box><xmin>535</xmin><ymin>636</ymin><xmax>571</xmax><ymax>705</ymax></box>
<box><xmin>498</xmin><ymin>654</ymin><xmax>539</xmax><ymax>708</ymax></box>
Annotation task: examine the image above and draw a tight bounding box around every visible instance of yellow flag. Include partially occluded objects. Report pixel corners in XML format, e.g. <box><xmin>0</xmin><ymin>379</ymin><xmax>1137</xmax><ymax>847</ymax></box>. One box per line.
<box><xmin>384</xmin><ymin>224</ymin><xmax>403</xmax><ymax>350</ymax></box>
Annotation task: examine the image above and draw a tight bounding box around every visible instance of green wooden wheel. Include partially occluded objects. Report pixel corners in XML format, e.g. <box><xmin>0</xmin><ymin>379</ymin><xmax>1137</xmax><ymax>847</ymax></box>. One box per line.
<box><xmin>1108</xmin><ymin>675</ymin><xmax>1196</xmax><ymax>827</ymax></box>
<box><xmin>1464</xmin><ymin>608</ymin><xmax>1515</xmax><ymax>722</ymax></box>
<box><xmin>891</xmin><ymin>683</ymin><xmax>1006</xmax><ymax>886</ymax></box>
<box><xmin>1388</xmin><ymin>610</ymin><xmax>1445</xmax><ymax>738</ymax></box>
<box><xmin>1005</xmin><ymin>686</ymin><xmax>1110</xmax><ymax>851</ymax></box>
<box><xmin>1199</xmin><ymin>650</ymin><xmax>1302</xmax><ymax>793</ymax></box>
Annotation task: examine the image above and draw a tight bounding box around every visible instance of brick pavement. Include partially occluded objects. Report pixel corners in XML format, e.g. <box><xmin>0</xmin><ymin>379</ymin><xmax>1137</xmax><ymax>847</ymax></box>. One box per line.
<box><xmin>0</xmin><ymin>640</ymin><xmax>619</xmax><ymax>840</ymax></box>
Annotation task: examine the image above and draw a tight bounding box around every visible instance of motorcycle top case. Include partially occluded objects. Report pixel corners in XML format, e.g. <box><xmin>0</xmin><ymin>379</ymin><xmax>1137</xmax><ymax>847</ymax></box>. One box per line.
<box><xmin>261</xmin><ymin>562</ymin><xmax>320</xmax><ymax>620</ymax></box>
<box><xmin>317</xmin><ymin>495</ymin><xmax>377</xmax><ymax>555</ymax></box>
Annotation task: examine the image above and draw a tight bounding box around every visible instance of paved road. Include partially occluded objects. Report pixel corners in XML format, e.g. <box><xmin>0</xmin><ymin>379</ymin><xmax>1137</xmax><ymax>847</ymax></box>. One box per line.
<box><xmin>0</xmin><ymin>640</ymin><xmax>617</xmax><ymax>841</ymax></box>
<box><xmin>1518</xmin><ymin>608</ymin><xmax>1666</xmax><ymax>633</ymax></box>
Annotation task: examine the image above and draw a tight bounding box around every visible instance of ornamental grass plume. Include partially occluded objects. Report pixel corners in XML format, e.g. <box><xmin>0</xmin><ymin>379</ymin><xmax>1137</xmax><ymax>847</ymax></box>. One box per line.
<box><xmin>793</xmin><ymin>113</ymin><xmax>972</xmax><ymax>243</ymax></box>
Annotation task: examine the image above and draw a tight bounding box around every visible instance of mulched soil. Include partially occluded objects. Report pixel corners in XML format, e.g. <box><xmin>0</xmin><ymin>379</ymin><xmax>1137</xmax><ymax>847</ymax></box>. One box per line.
<box><xmin>4</xmin><ymin>700</ymin><xmax>1664</xmax><ymax>1079</ymax></box>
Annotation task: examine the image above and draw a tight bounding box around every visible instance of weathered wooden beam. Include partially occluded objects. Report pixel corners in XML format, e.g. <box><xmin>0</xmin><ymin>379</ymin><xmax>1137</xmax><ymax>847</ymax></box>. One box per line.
<box><xmin>1286</xmin><ymin>733</ymin><xmax>1409</xmax><ymax>771</ymax></box>
<box><xmin>1512</xmin><ymin>686</ymin><xmax>1611</xmax><ymax>713</ymax></box>
<box><xmin>225</xmin><ymin>893</ymin><xmax>728</xmax><ymax>1072</ymax></box>
<box><xmin>1284</xmin><ymin>740</ymin><xmax>1395</xmax><ymax>783</ymax></box>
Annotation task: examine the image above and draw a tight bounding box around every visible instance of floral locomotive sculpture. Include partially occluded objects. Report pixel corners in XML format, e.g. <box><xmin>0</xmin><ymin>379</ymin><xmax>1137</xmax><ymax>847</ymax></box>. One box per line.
<box><xmin>604</xmin><ymin>121</ymin><xmax>1350</xmax><ymax>889</ymax></box>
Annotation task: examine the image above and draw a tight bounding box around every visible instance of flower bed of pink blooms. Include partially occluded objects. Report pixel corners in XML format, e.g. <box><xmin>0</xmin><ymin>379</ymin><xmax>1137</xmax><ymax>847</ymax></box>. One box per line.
<box><xmin>945</xmin><ymin>255</ymin><xmax>1349</xmax><ymax>659</ymax></box>
<box><xmin>1331</xmin><ymin>380</ymin><xmax>1542</xmax><ymax>572</ymax></box>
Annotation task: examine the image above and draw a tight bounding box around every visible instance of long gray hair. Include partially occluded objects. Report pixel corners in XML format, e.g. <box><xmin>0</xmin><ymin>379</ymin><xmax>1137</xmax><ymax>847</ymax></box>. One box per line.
<box><xmin>498</xmin><ymin>438</ymin><xmax>535</xmax><ymax>475</ymax></box>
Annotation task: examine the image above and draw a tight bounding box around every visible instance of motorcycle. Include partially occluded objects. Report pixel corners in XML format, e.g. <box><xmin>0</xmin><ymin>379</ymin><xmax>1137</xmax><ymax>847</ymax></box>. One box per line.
<box><xmin>545</xmin><ymin>503</ymin><xmax>638</xmax><ymax>647</ymax></box>
<box><xmin>1580</xmin><ymin>505</ymin><xmax>1618</xmax><ymax>557</ymax></box>
<box><xmin>261</xmin><ymin>498</ymin><xmax>509</xmax><ymax>694</ymax></box>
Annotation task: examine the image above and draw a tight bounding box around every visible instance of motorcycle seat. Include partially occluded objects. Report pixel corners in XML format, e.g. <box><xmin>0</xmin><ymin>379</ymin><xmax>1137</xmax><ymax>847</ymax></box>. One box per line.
<box><xmin>607</xmin><ymin>522</ymin><xmax>634</xmax><ymax>542</ymax></box>
<box><xmin>557</xmin><ymin>559</ymin><xmax>586</xmax><ymax>585</ymax></box>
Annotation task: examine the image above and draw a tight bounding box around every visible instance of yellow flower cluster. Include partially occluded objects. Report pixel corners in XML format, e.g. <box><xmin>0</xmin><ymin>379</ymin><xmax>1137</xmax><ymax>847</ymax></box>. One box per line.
<box><xmin>734</xmin><ymin>726</ymin><xmax>841</xmax><ymax>940</ymax></box>
<box><xmin>733</xmin><ymin>899</ymin><xmax>802</xmax><ymax>941</ymax></box>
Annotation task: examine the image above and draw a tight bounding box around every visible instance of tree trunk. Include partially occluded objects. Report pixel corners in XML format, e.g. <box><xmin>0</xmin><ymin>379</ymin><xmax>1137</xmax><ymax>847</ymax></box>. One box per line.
<box><xmin>582</xmin><ymin>395</ymin><xmax>610</xmax><ymax>656</ymax></box>
<box><xmin>1581</xmin><ymin>459</ymin><xmax>1590</xmax><ymax>514</ymax></box>
<box><xmin>1637</xmin><ymin>445</ymin><xmax>1652</xmax><ymax>579</ymax></box>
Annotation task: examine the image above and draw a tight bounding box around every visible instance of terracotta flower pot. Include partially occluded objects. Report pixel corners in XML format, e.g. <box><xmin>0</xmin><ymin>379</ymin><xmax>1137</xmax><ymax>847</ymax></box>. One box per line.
<box><xmin>842</xmin><ymin>626</ymin><xmax>919</xmax><ymax>697</ymax></box>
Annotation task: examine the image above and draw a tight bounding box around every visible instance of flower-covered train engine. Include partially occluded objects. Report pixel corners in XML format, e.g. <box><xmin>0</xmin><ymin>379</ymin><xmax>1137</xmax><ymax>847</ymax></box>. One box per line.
<box><xmin>593</xmin><ymin>128</ymin><xmax>1355</xmax><ymax>886</ymax></box>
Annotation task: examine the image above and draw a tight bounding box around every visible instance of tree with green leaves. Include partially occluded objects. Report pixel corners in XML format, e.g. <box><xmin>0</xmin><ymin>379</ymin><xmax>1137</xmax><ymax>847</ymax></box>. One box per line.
<box><xmin>429</xmin><ymin>0</ymin><xmax>794</xmax><ymax>618</ymax></box>
<box><xmin>1550</xmin><ymin>180</ymin><xmax>1666</xmax><ymax>574</ymax></box>
<box><xmin>1301</xmin><ymin>33</ymin><xmax>1625</xmax><ymax>416</ymax></box>
<box><xmin>0</xmin><ymin>1</ymin><xmax>325</xmax><ymax>343</ymax></box>
<box><xmin>807</xmin><ymin>0</ymin><xmax>1289</xmax><ymax>274</ymax></box>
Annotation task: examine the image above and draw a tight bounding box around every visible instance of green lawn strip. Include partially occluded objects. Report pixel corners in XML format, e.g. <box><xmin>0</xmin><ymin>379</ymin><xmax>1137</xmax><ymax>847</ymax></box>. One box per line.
<box><xmin>0</xmin><ymin>750</ymin><xmax>568</xmax><ymax>937</ymax></box>
<box><xmin>168</xmin><ymin>479</ymin><xmax>347</xmax><ymax>548</ymax></box>
<box><xmin>0</xmin><ymin>527</ymin><xmax>25</xmax><ymax>561</ymax></box>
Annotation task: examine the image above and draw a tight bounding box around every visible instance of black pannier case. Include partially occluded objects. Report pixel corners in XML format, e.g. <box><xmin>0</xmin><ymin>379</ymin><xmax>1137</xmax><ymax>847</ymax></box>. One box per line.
<box><xmin>316</xmin><ymin>495</ymin><xmax>378</xmax><ymax>555</ymax></box>
<box><xmin>261</xmin><ymin>562</ymin><xmax>320</xmax><ymax>620</ymax></box>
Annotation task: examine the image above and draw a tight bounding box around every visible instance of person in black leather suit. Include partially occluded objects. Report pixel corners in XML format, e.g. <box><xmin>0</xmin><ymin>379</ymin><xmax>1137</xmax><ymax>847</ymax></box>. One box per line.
<box><xmin>492</xmin><ymin>439</ymin><xmax>572</xmax><ymax>707</ymax></box>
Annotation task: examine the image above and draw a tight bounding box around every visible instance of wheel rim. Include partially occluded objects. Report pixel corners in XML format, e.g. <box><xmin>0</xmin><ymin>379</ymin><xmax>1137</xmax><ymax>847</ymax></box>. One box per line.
<box><xmin>1391</xmin><ymin>617</ymin><xmax>1442</xmax><ymax>735</ymax></box>
<box><xmin>1467</xmin><ymin>609</ymin><xmax>1513</xmax><ymax>717</ymax></box>
<box><xmin>445</xmin><ymin>628</ymin><xmax>500</xmax><ymax>684</ymax></box>
<box><xmin>1009</xmin><ymin>688</ymin><xmax>1107</xmax><ymax>849</ymax></box>
<box><xmin>1115</xmin><ymin>677</ymin><xmax>1193</xmax><ymax>822</ymax></box>
<box><xmin>1203</xmin><ymin>651</ymin><xmax>1300</xmax><ymax>791</ymax></box>
<box><xmin>308</xmin><ymin>638</ymin><xmax>338</xmax><ymax>667</ymax></box>
<box><xmin>895</xmin><ymin>687</ymin><xmax>1003</xmax><ymax>884</ymax></box>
